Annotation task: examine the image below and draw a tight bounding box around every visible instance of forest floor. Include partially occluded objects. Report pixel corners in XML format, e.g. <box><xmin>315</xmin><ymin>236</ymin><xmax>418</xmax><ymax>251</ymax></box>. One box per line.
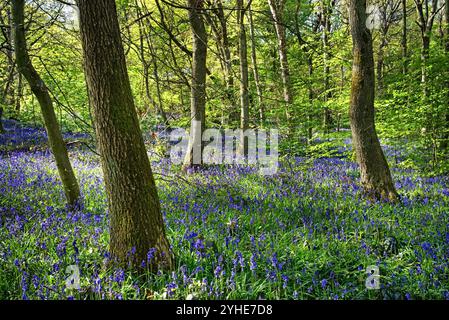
<box><xmin>0</xmin><ymin>119</ymin><xmax>449</xmax><ymax>300</ymax></box>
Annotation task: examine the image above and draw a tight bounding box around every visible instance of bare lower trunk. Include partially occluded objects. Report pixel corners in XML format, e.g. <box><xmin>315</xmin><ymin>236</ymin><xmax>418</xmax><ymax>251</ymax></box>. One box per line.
<box><xmin>308</xmin><ymin>56</ymin><xmax>314</xmax><ymax>141</ymax></box>
<box><xmin>442</xmin><ymin>0</ymin><xmax>449</xmax><ymax>151</ymax></box>
<box><xmin>217</xmin><ymin>0</ymin><xmax>234</xmax><ymax>121</ymax></box>
<box><xmin>249</xmin><ymin>8</ymin><xmax>264</xmax><ymax>127</ymax></box>
<box><xmin>421</xmin><ymin>35</ymin><xmax>430</xmax><ymax>97</ymax></box>
<box><xmin>12</xmin><ymin>0</ymin><xmax>80</xmax><ymax>207</ymax></box>
<box><xmin>322</xmin><ymin>2</ymin><xmax>333</xmax><ymax>132</ymax></box>
<box><xmin>268</xmin><ymin>0</ymin><xmax>292</xmax><ymax>123</ymax></box>
<box><xmin>349</xmin><ymin>0</ymin><xmax>398</xmax><ymax>201</ymax></box>
<box><xmin>401</xmin><ymin>0</ymin><xmax>408</xmax><ymax>75</ymax></box>
<box><xmin>15</xmin><ymin>72</ymin><xmax>22</xmax><ymax>113</ymax></box>
<box><xmin>76</xmin><ymin>0</ymin><xmax>173</xmax><ymax>269</ymax></box>
<box><xmin>377</xmin><ymin>38</ymin><xmax>386</xmax><ymax>96</ymax></box>
<box><xmin>238</xmin><ymin>0</ymin><xmax>249</xmax><ymax>156</ymax></box>
<box><xmin>183</xmin><ymin>0</ymin><xmax>207</xmax><ymax>170</ymax></box>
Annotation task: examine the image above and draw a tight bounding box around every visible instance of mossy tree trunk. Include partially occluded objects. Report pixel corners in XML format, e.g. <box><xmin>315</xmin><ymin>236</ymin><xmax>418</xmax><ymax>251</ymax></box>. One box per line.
<box><xmin>183</xmin><ymin>0</ymin><xmax>207</xmax><ymax>170</ymax></box>
<box><xmin>76</xmin><ymin>0</ymin><xmax>173</xmax><ymax>270</ymax></box>
<box><xmin>268</xmin><ymin>0</ymin><xmax>292</xmax><ymax>124</ymax></box>
<box><xmin>442</xmin><ymin>0</ymin><xmax>449</xmax><ymax>152</ymax></box>
<box><xmin>348</xmin><ymin>0</ymin><xmax>399</xmax><ymax>202</ymax></box>
<box><xmin>11</xmin><ymin>0</ymin><xmax>80</xmax><ymax>207</ymax></box>
<box><xmin>238</xmin><ymin>0</ymin><xmax>250</xmax><ymax>156</ymax></box>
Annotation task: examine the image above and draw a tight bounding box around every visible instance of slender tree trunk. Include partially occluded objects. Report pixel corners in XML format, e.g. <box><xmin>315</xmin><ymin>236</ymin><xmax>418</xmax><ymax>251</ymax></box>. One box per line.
<box><xmin>377</xmin><ymin>36</ymin><xmax>387</xmax><ymax>96</ymax></box>
<box><xmin>446</xmin><ymin>0</ymin><xmax>449</xmax><ymax>53</ymax></box>
<box><xmin>414</xmin><ymin>0</ymin><xmax>439</xmax><ymax>98</ymax></box>
<box><xmin>147</xmin><ymin>25</ymin><xmax>168</xmax><ymax>125</ymax></box>
<box><xmin>135</xmin><ymin>2</ymin><xmax>168</xmax><ymax>125</ymax></box>
<box><xmin>322</xmin><ymin>1</ymin><xmax>333</xmax><ymax>132</ymax></box>
<box><xmin>348</xmin><ymin>0</ymin><xmax>399</xmax><ymax>201</ymax></box>
<box><xmin>238</xmin><ymin>0</ymin><xmax>250</xmax><ymax>156</ymax></box>
<box><xmin>442</xmin><ymin>0</ymin><xmax>449</xmax><ymax>151</ymax></box>
<box><xmin>12</xmin><ymin>0</ymin><xmax>80</xmax><ymax>207</ymax></box>
<box><xmin>402</xmin><ymin>0</ymin><xmax>408</xmax><ymax>75</ymax></box>
<box><xmin>76</xmin><ymin>0</ymin><xmax>173</xmax><ymax>269</ymax></box>
<box><xmin>308</xmin><ymin>56</ymin><xmax>314</xmax><ymax>141</ymax></box>
<box><xmin>150</xmin><ymin>44</ymin><xmax>168</xmax><ymax>125</ymax></box>
<box><xmin>217</xmin><ymin>0</ymin><xmax>234</xmax><ymax>109</ymax></box>
<box><xmin>248</xmin><ymin>7</ymin><xmax>264</xmax><ymax>127</ymax></box>
<box><xmin>15</xmin><ymin>72</ymin><xmax>22</xmax><ymax>113</ymax></box>
<box><xmin>3</xmin><ymin>7</ymin><xmax>15</xmax><ymax>105</ymax></box>
<box><xmin>421</xmin><ymin>34</ymin><xmax>430</xmax><ymax>96</ymax></box>
<box><xmin>183</xmin><ymin>0</ymin><xmax>207</xmax><ymax>170</ymax></box>
<box><xmin>268</xmin><ymin>0</ymin><xmax>292</xmax><ymax>123</ymax></box>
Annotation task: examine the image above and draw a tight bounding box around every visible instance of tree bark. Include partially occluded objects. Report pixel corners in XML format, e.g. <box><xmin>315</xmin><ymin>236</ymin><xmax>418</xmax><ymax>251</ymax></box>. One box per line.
<box><xmin>414</xmin><ymin>0</ymin><xmax>439</xmax><ymax>98</ymax></box>
<box><xmin>442</xmin><ymin>0</ymin><xmax>449</xmax><ymax>151</ymax></box>
<box><xmin>76</xmin><ymin>0</ymin><xmax>173</xmax><ymax>269</ymax></box>
<box><xmin>377</xmin><ymin>36</ymin><xmax>387</xmax><ymax>96</ymax></box>
<box><xmin>215</xmin><ymin>0</ymin><xmax>234</xmax><ymax>113</ymax></box>
<box><xmin>238</xmin><ymin>0</ymin><xmax>250</xmax><ymax>156</ymax></box>
<box><xmin>2</xmin><ymin>6</ymin><xmax>15</xmax><ymax>106</ymax></box>
<box><xmin>421</xmin><ymin>34</ymin><xmax>430</xmax><ymax>96</ymax></box>
<box><xmin>12</xmin><ymin>0</ymin><xmax>80</xmax><ymax>207</ymax></box>
<box><xmin>15</xmin><ymin>72</ymin><xmax>22</xmax><ymax>113</ymax></box>
<box><xmin>268</xmin><ymin>0</ymin><xmax>292</xmax><ymax>123</ymax></box>
<box><xmin>248</xmin><ymin>7</ymin><xmax>264</xmax><ymax>128</ymax></box>
<box><xmin>203</xmin><ymin>0</ymin><xmax>234</xmax><ymax>125</ymax></box>
<box><xmin>401</xmin><ymin>0</ymin><xmax>408</xmax><ymax>75</ymax></box>
<box><xmin>322</xmin><ymin>1</ymin><xmax>333</xmax><ymax>132</ymax></box>
<box><xmin>183</xmin><ymin>0</ymin><xmax>208</xmax><ymax>170</ymax></box>
<box><xmin>348</xmin><ymin>0</ymin><xmax>399</xmax><ymax>201</ymax></box>
<box><xmin>135</xmin><ymin>1</ymin><xmax>169</xmax><ymax>125</ymax></box>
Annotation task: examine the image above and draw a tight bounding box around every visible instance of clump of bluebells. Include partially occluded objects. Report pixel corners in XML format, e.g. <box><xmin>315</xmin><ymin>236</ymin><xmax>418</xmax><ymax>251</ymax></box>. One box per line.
<box><xmin>1</xmin><ymin>120</ymin><xmax>449</xmax><ymax>300</ymax></box>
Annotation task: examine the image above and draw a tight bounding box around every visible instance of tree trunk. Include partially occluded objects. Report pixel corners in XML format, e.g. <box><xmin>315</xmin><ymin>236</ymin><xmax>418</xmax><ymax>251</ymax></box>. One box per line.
<box><xmin>348</xmin><ymin>0</ymin><xmax>399</xmax><ymax>201</ymax></box>
<box><xmin>216</xmin><ymin>0</ymin><xmax>234</xmax><ymax>117</ymax></box>
<box><xmin>248</xmin><ymin>7</ymin><xmax>264</xmax><ymax>128</ymax></box>
<box><xmin>414</xmin><ymin>0</ymin><xmax>439</xmax><ymax>98</ymax></box>
<box><xmin>401</xmin><ymin>0</ymin><xmax>408</xmax><ymax>75</ymax></box>
<box><xmin>377</xmin><ymin>37</ymin><xmax>387</xmax><ymax>96</ymax></box>
<box><xmin>421</xmin><ymin>35</ymin><xmax>430</xmax><ymax>97</ymax></box>
<box><xmin>238</xmin><ymin>0</ymin><xmax>250</xmax><ymax>156</ymax></box>
<box><xmin>15</xmin><ymin>72</ymin><xmax>22</xmax><ymax>113</ymax></box>
<box><xmin>442</xmin><ymin>0</ymin><xmax>449</xmax><ymax>151</ymax></box>
<box><xmin>308</xmin><ymin>56</ymin><xmax>314</xmax><ymax>141</ymax></box>
<box><xmin>76</xmin><ymin>0</ymin><xmax>173</xmax><ymax>269</ymax></box>
<box><xmin>322</xmin><ymin>1</ymin><xmax>333</xmax><ymax>132</ymax></box>
<box><xmin>183</xmin><ymin>0</ymin><xmax>208</xmax><ymax>170</ymax></box>
<box><xmin>268</xmin><ymin>0</ymin><xmax>292</xmax><ymax>123</ymax></box>
<box><xmin>3</xmin><ymin>6</ymin><xmax>15</xmax><ymax>106</ymax></box>
<box><xmin>135</xmin><ymin>2</ymin><xmax>169</xmax><ymax>126</ymax></box>
<box><xmin>12</xmin><ymin>0</ymin><xmax>80</xmax><ymax>207</ymax></box>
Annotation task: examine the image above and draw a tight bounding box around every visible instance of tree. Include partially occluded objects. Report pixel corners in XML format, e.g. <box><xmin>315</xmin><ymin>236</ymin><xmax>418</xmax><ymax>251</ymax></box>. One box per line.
<box><xmin>183</xmin><ymin>0</ymin><xmax>208</xmax><ymax>170</ymax></box>
<box><xmin>321</xmin><ymin>0</ymin><xmax>335</xmax><ymax>131</ymax></box>
<box><xmin>402</xmin><ymin>0</ymin><xmax>408</xmax><ymax>75</ymax></box>
<box><xmin>76</xmin><ymin>0</ymin><xmax>173</xmax><ymax>269</ymax></box>
<box><xmin>204</xmin><ymin>0</ymin><xmax>234</xmax><ymax>125</ymax></box>
<box><xmin>268</xmin><ymin>0</ymin><xmax>292</xmax><ymax>123</ymax></box>
<box><xmin>442</xmin><ymin>0</ymin><xmax>449</xmax><ymax>151</ymax></box>
<box><xmin>413</xmin><ymin>0</ymin><xmax>441</xmax><ymax>97</ymax></box>
<box><xmin>348</xmin><ymin>0</ymin><xmax>399</xmax><ymax>201</ymax></box>
<box><xmin>238</xmin><ymin>0</ymin><xmax>250</xmax><ymax>156</ymax></box>
<box><xmin>248</xmin><ymin>6</ymin><xmax>264</xmax><ymax>127</ymax></box>
<box><xmin>375</xmin><ymin>0</ymin><xmax>401</xmax><ymax>96</ymax></box>
<box><xmin>11</xmin><ymin>0</ymin><xmax>80</xmax><ymax>207</ymax></box>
